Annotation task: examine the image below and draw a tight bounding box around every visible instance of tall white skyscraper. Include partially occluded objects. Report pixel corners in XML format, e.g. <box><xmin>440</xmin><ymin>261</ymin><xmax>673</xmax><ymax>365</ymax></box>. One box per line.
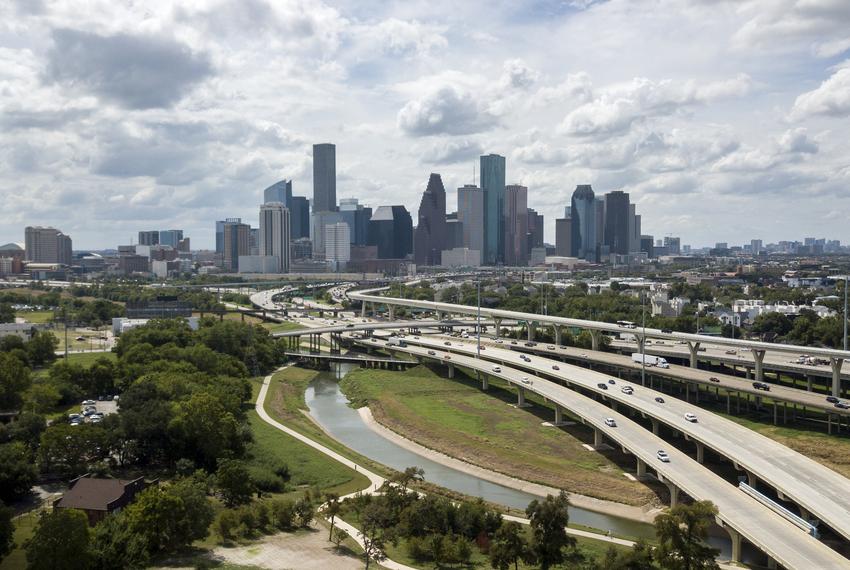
<box><xmin>259</xmin><ymin>202</ymin><xmax>291</xmax><ymax>273</ymax></box>
<box><xmin>324</xmin><ymin>222</ymin><xmax>351</xmax><ymax>269</ymax></box>
<box><xmin>457</xmin><ymin>184</ymin><xmax>484</xmax><ymax>255</ymax></box>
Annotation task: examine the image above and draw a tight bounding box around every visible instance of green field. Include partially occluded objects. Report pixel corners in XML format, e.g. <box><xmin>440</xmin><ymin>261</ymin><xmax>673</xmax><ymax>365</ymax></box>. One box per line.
<box><xmin>0</xmin><ymin>510</ymin><xmax>40</xmax><ymax>570</ymax></box>
<box><xmin>340</xmin><ymin>365</ymin><xmax>658</xmax><ymax>506</ymax></box>
<box><xmin>14</xmin><ymin>310</ymin><xmax>54</xmax><ymax>323</ymax></box>
<box><xmin>262</xmin><ymin>321</ymin><xmax>306</xmax><ymax>334</ymax></box>
<box><xmin>247</xmin><ymin>376</ymin><xmax>371</xmax><ymax>497</ymax></box>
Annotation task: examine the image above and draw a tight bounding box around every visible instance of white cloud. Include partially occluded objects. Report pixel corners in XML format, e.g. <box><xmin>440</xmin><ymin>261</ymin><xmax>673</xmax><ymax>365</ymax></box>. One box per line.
<box><xmin>778</xmin><ymin>128</ymin><xmax>818</xmax><ymax>154</ymax></box>
<box><xmin>790</xmin><ymin>68</ymin><xmax>850</xmax><ymax>119</ymax></box>
<box><xmin>397</xmin><ymin>86</ymin><xmax>497</xmax><ymax>136</ymax></box>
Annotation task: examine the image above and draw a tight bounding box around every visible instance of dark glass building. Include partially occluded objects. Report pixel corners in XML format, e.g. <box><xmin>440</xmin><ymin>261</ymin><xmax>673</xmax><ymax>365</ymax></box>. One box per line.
<box><xmin>570</xmin><ymin>184</ymin><xmax>597</xmax><ymax>261</ymax></box>
<box><xmin>263</xmin><ymin>180</ymin><xmax>293</xmax><ymax>206</ymax></box>
<box><xmin>312</xmin><ymin>143</ymin><xmax>336</xmax><ymax>212</ymax></box>
<box><xmin>368</xmin><ymin>206</ymin><xmax>413</xmax><ymax>259</ymax></box>
<box><xmin>480</xmin><ymin>154</ymin><xmax>506</xmax><ymax>265</ymax></box>
<box><xmin>604</xmin><ymin>190</ymin><xmax>631</xmax><ymax>255</ymax></box>
<box><xmin>414</xmin><ymin>173</ymin><xmax>447</xmax><ymax>266</ymax></box>
<box><xmin>289</xmin><ymin>196</ymin><xmax>310</xmax><ymax>239</ymax></box>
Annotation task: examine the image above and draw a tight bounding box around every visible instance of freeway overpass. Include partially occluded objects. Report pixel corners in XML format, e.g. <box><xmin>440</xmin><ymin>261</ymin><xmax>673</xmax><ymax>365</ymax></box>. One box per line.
<box><xmin>348</xmin><ymin>287</ymin><xmax>850</xmax><ymax>396</ymax></box>
<box><xmin>353</xmin><ymin>337</ymin><xmax>850</xmax><ymax>569</ymax></box>
<box><xmin>394</xmin><ymin>334</ymin><xmax>850</xmax><ymax>546</ymax></box>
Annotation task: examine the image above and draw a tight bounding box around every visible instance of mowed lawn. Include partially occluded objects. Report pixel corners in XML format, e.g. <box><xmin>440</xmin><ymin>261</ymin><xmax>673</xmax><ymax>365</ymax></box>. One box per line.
<box><xmin>341</xmin><ymin>365</ymin><xmax>657</xmax><ymax>506</ymax></box>
<box><xmin>261</xmin><ymin>321</ymin><xmax>306</xmax><ymax>334</ymax></box>
<box><xmin>247</xmin><ymin>376</ymin><xmax>371</xmax><ymax>497</ymax></box>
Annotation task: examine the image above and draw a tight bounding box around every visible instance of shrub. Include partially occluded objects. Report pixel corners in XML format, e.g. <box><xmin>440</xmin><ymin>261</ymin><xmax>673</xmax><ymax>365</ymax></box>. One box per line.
<box><xmin>270</xmin><ymin>498</ymin><xmax>296</xmax><ymax>530</ymax></box>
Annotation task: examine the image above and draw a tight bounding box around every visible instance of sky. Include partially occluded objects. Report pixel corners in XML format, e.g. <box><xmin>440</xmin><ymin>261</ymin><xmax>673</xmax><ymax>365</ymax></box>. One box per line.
<box><xmin>1</xmin><ymin>0</ymin><xmax>850</xmax><ymax>250</ymax></box>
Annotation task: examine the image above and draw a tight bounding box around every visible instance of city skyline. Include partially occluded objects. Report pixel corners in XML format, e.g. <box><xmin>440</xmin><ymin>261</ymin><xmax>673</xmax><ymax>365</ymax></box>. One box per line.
<box><xmin>2</xmin><ymin>1</ymin><xmax>850</xmax><ymax>249</ymax></box>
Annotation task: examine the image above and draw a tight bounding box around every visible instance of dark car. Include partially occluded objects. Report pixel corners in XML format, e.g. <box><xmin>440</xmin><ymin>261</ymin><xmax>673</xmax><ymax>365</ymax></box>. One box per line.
<box><xmin>655</xmin><ymin>396</ymin><xmax>665</xmax><ymax>404</ymax></box>
<box><xmin>753</xmin><ymin>382</ymin><xmax>771</xmax><ymax>391</ymax></box>
<box><xmin>597</xmin><ymin>383</ymin><xmax>608</xmax><ymax>390</ymax></box>
<box><xmin>608</xmin><ymin>379</ymin><xmax>616</xmax><ymax>385</ymax></box>
<box><xmin>346</xmin><ymin>323</ymin><xmax>355</xmax><ymax>328</ymax></box>
<box><xmin>709</xmin><ymin>377</ymin><xmax>720</xmax><ymax>383</ymax></box>
<box><xmin>444</xmin><ymin>341</ymin><xmax>451</xmax><ymax>346</ymax></box>
<box><xmin>427</xmin><ymin>350</ymin><xmax>436</xmax><ymax>356</ymax></box>
<box><xmin>552</xmin><ymin>365</ymin><xmax>560</xmax><ymax>371</ymax></box>
<box><xmin>661</xmin><ymin>328</ymin><xmax>673</xmax><ymax>333</ymax></box>
<box><xmin>524</xmin><ymin>342</ymin><xmax>534</xmax><ymax>347</ymax></box>
<box><xmin>835</xmin><ymin>402</ymin><xmax>850</xmax><ymax>409</ymax></box>
<box><xmin>827</xmin><ymin>396</ymin><xmax>840</xmax><ymax>403</ymax></box>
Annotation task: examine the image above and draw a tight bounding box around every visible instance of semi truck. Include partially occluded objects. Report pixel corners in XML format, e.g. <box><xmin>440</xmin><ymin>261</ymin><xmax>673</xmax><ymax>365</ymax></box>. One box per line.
<box><xmin>387</xmin><ymin>337</ymin><xmax>407</xmax><ymax>347</ymax></box>
<box><xmin>631</xmin><ymin>353</ymin><xmax>669</xmax><ymax>368</ymax></box>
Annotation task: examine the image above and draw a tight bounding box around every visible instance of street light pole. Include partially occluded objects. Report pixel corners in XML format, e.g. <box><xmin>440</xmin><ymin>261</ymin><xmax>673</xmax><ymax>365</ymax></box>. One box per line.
<box><xmin>844</xmin><ymin>275</ymin><xmax>848</xmax><ymax>352</ymax></box>
<box><xmin>641</xmin><ymin>290</ymin><xmax>646</xmax><ymax>387</ymax></box>
<box><xmin>477</xmin><ymin>275</ymin><xmax>481</xmax><ymax>361</ymax></box>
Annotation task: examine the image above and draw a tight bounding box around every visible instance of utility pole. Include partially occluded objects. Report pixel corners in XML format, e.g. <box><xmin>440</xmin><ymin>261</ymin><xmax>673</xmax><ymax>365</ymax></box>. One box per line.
<box><xmin>844</xmin><ymin>275</ymin><xmax>848</xmax><ymax>352</ymax></box>
<box><xmin>641</xmin><ymin>290</ymin><xmax>646</xmax><ymax>386</ymax></box>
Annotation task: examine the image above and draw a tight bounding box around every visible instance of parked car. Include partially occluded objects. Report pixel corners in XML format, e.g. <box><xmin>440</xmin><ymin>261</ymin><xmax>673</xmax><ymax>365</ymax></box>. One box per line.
<box><xmin>604</xmin><ymin>418</ymin><xmax>617</xmax><ymax>427</ymax></box>
<box><xmin>82</xmin><ymin>399</ymin><xmax>96</xmax><ymax>406</ymax></box>
<box><xmin>684</xmin><ymin>413</ymin><xmax>698</xmax><ymax>422</ymax></box>
<box><xmin>657</xmin><ymin>450</ymin><xmax>670</xmax><ymax>462</ymax></box>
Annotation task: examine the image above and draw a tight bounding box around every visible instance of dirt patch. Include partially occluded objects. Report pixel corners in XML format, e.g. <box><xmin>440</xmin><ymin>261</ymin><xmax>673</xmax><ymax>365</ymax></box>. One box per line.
<box><xmin>211</xmin><ymin>525</ymin><xmax>363</xmax><ymax>570</ymax></box>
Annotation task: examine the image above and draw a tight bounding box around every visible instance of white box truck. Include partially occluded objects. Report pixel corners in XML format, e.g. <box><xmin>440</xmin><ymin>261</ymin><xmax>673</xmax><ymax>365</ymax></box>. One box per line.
<box><xmin>631</xmin><ymin>353</ymin><xmax>669</xmax><ymax>368</ymax></box>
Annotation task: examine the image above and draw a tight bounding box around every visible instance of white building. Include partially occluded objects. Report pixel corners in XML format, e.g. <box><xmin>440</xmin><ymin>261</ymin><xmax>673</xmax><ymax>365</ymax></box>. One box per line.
<box><xmin>112</xmin><ymin>317</ymin><xmax>199</xmax><ymax>336</ymax></box>
<box><xmin>440</xmin><ymin>247</ymin><xmax>481</xmax><ymax>267</ymax></box>
<box><xmin>259</xmin><ymin>202</ymin><xmax>290</xmax><ymax>273</ymax></box>
<box><xmin>732</xmin><ymin>299</ymin><xmax>835</xmax><ymax>324</ymax></box>
<box><xmin>650</xmin><ymin>291</ymin><xmax>690</xmax><ymax>317</ymax></box>
<box><xmin>324</xmin><ymin>223</ymin><xmax>350</xmax><ymax>269</ymax></box>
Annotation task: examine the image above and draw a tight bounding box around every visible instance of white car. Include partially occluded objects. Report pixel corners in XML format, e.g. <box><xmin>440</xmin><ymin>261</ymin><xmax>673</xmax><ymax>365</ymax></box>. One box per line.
<box><xmin>580</xmin><ymin>353</ymin><xmax>588</xmax><ymax>358</ymax></box>
<box><xmin>604</xmin><ymin>417</ymin><xmax>617</xmax><ymax>427</ymax></box>
<box><xmin>82</xmin><ymin>399</ymin><xmax>96</xmax><ymax>406</ymax></box>
<box><xmin>521</xmin><ymin>377</ymin><xmax>533</xmax><ymax>385</ymax></box>
<box><xmin>621</xmin><ymin>386</ymin><xmax>634</xmax><ymax>395</ymax></box>
<box><xmin>495</xmin><ymin>339</ymin><xmax>503</xmax><ymax>344</ymax></box>
<box><xmin>657</xmin><ymin>450</ymin><xmax>670</xmax><ymax>462</ymax></box>
<box><xmin>547</xmin><ymin>345</ymin><xmax>555</xmax><ymax>350</ymax></box>
<box><xmin>491</xmin><ymin>365</ymin><xmax>502</xmax><ymax>373</ymax></box>
<box><xmin>684</xmin><ymin>413</ymin><xmax>698</xmax><ymax>423</ymax></box>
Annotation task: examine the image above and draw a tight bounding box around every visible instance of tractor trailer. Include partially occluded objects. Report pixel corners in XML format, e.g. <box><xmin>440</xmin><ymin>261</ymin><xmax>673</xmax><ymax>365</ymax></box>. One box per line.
<box><xmin>631</xmin><ymin>353</ymin><xmax>669</xmax><ymax>368</ymax></box>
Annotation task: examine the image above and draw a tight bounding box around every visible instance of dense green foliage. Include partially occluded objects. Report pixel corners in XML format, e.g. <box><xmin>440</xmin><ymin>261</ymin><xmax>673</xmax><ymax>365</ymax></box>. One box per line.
<box><xmin>0</xmin><ymin>501</ymin><xmax>12</xmax><ymax>562</ymax></box>
<box><xmin>26</xmin><ymin>509</ymin><xmax>91</xmax><ymax>570</ymax></box>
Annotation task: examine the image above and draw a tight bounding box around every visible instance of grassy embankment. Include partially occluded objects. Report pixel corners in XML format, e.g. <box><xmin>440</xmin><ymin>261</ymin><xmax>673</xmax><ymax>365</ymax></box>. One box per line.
<box><xmin>339</xmin><ymin>364</ymin><xmax>659</xmax><ymax>507</ymax></box>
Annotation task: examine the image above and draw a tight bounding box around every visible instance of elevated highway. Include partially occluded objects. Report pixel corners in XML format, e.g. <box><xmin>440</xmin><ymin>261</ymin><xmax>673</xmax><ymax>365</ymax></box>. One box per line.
<box><xmin>352</xmin><ymin>337</ymin><xmax>850</xmax><ymax>569</ymax></box>
<box><xmin>396</xmin><ymin>335</ymin><xmax>850</xmax><ymax>545</ymax></box>
<box><xmin>347</xmin><ymin>288</ymin><xmax>850</xmax><ymax>396</ymax></box>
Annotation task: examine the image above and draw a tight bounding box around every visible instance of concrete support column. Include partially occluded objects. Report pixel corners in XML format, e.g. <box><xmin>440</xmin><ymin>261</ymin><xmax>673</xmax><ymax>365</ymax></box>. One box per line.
<box><xmin>436</xmin><ymin>310</ymin><xmax>444</xmax><ymax>321</ymax></box>
<box><xmin>527</xmin><ymin>322</ymin><xmax>536</xmax><ymax>342</ymax></box>
<box><xmin>517</xmin><ymin>387</ymin><xmax>527</xmax><ymax>407</ymax></box>
<box><xmin>593</xmin><ymin>428</ymin><xmax>603</xmax><ymax>447</ymax></box>
<box><xmin>667</xmin><ymin>482</ymin><xmax>680</xmax><ymax>507</ymax></box>
<box><xmin>751</xmin><ymin>349</ymin><xmax>766</xmax><ymax>383</ymax></box>
<box><xmin>806</xmin><ymin>375</ymin><xmax>813</xmax><ymax>392</ymax></box>
<box><xmin>590</xmin><ymin>330</ymin><xmax>600</xmax><ymax>352</ymax></box>
<box><xmin>650</xmin><ymin>418</ymin><xmax>659</xmax><ymax>435</ymax></box>
<box><xmin>767</xmin><ymin>557</ymin><xmax>777</xmax><ymax>569</ymax></box>
<box><xmin>482</xmin><ymin>375</ymin><xmax>489</xmax><ymax>391</ymax></box>
<box><xmin>636</xmin><ymin>458</ymin><xmax>646</xmax><ymax>477</ymax></box>
<box><xmin>635</xmin><ymin>334</ymin><xmax>646</xmax><ymax>354</ymax></box>
<box><xmin>746</xmin><ymin>471</ymin><xmax>757</xmax><ymax>488</ymax></box>
<box><xmin>388</xmin><ymin>305</ymin><xmax>395</xmax><ymax>320</ymax></box>
<box><xmin>553</xmin><ymin>326</ymin><xmax>561</xmax><ymax>346</ymax></box>
<box><xmin>447</xmin><ymin>363</ymin><xmax>455</xmax><ymax>379</ymax></box>
<box><xmin>696</xmin><ymin>441</ymin><xmax>704</xmax><ymax>464</ymax></box>
<box><xmin>687</xmin><ymin>341</ymin><xmax>701</xmax><ymax>369</ymax></box>
<box><xmin>493</xmin><ymin>318</ymin><xmax>502</xmax><ymax>338</ymax></box>
<box><xmin>554</xmin><ymin>405</ymin><xmax>564</xmax><ymax>425</ymax></box>
<box><xmin>726</xmin><ymin>527</ymin><xmax>742</xmax><ymax>563</ymax></box>
<box><xmin>831</xmin><ymin>357</ymin><xmax>844</xmax><ymax>397</ymax></box>
<box><xmin>799</xmin><ymin>506</ymin><xmax>811</xmax><ymax>521</ymax></box>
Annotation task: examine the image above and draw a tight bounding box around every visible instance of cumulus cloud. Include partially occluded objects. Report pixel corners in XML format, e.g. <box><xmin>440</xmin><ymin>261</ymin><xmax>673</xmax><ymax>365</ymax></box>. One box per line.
<box><xmin>790</xmin><ymin>68</ymin><xmax>850</xmax><ymax>119</ymax></box>
<box><xmin>397</xmin><ymin>86</ymin><xmax>497</xmax><ymax>136</ymax></box>
<box><xmin>778</xmin><ymin>128</ymin><xmax>818</xmax><ymax>154</ymax></box>
<box><xmin>512</xmin><ymin>141</ymin><xmax>569</xmax><ymax>165</ymax></box>
<box><xmin>560</xmin><ymin>74</ymin><xmax>751</xmax><ymax>137</ymax></box>
<box><xmin>500</xmin><ymin>59</ymin><xmax>539</xmax><ymax>90</ymax></box>
<box><xmin>421</xmin><ymin>139</ymin><xmax>484</xmax><ymax>164</ymax></box>
<box><xmin>45</xmin><ymin>28</ymin><xmax>213</xmax><ymax>109</ymax></box>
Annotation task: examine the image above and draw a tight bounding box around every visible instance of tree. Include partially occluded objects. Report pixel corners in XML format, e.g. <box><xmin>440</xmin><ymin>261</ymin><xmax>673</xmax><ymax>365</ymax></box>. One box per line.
<box><xmin>0</xmin><ymin>303</ymin><xmax>14</xmax><ymax>324</ymax></box>
<box><xmin>654</xmin><ymin>500</ymin><xmax>720</xmax><ymax>570</ymax></box>
<box><xmin>525</xmin><ymin>491</ymin><xmax>575</xmax><ymax>570</ymax></box>
<box><xmin>489</xmin><ymin>521</ymin><xmax>527</xmax><ymax>570</ymax></box>
<box><xmin>25</xmin><ymin>331</ymin><xmax>58</xmax><ymax>367</ymax></box>
<box><xmin>0</xmin><ymin>501</ymin><xmax>13</xmax><ymax>562</ymax></box>
<box><xmin>216</xmin><ymin>459</ymin><xmax>255</xmax><ymax>507</ymax></box>
<box><xmin>330</xmin><ymin>526</ymin><xmax>348</xmax><ymax>550</ymax></box>
<box><xmin>325</xmin><ymin>492</ymin><xmax>341</xmax><ymax>540</ymax></box>
<box><xmin>0</xmin><ymin>442</ymin><xmax>37</xmax><ymax>503</ymax></box>
<box><xmin>89</xmin><ymin>512</ymin><xmax>150</xmax><ymax>570</ymax></box>
<box><xmin>213</xmin><ymin>509</ymin><xmax>239</xmax><ymax>542</ymax></box>
<box><xmin>594</xmin><ymin>539</ymin><xmax>656</xmax><ymax>570</ymax></box>
<box><xmin>26</xmin><ymin>509</ymin><xmax>91</xmax><ymax>570</ymax></box>
<box><xmin>360</xmin><ymin>501</ymin><xmax>395</xmax><ymax>569</ymax></box>
<box><xmin>295</xmin><ymin>496</ymin><xmax>315</xmax><ymax>527</ymax></box>
<box><xmin>25</xmin><ymin>384</ymin><xmax>61</xmax><ymax>414</ymax></box>
<box><xmin>394</xmin><ymin>466</ymin><xmax>424</xmax><ymax>492</ymax></box>
<box><xmin>0</xmin><ymin>353</ymin><xmax>31</xmax><ymax>411</ymax></box>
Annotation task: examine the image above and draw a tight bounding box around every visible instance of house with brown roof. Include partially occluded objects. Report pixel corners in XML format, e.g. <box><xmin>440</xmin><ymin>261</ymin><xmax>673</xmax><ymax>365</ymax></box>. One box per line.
<box><xmin>53</xmin><ymin>474</ymin><xmax>150</xmax><ymax>525</ymax></box>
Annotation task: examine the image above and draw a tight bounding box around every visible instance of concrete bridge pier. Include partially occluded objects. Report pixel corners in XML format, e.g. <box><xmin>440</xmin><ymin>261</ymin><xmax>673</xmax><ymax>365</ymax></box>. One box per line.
<box><xmin>695</xmin><ymin>441</ymin><xmax>704</xmax><ymax>464</ymax></box>
<box><xmin>651</xmin><ymin>418</ymin><xmax>659</xmax><ymax>435</ymax></box>
<box><xmin>687</xmin><ymin>341</ymin><xmax>701</xmax><ymax>369</ymax></box>
<box><xmin>482</xmin><ymin>375</ymin><xmax>489</xmax><ymax>391</ymax></box>
<box><xmin>724</xmin><ymin>525</ymin><xmax>743</xmax><ymax>564</ymax></box>
<box><xmin>806</xmin><ymin>375</ymin><xmax>813</xmax><ymax>392</ymax></box>
<box><xmin>831</xmin><ymin>357</ymin><xmax>844</xmax><ymax>397</ymax></box>
<box><xmin>493</xmin><ymin>318</ymin><xmax>502</xmax><ymax>338</ymax></box>
<box><xmin>553</xmin><ymin>404</ymin><xmax>566</xmax><ymax>425</ymax></box>
<box><xmin>447</xmin><ymin>363</ymin><xmax>455</xmax><ymax>378</ymax></box>
<box><xmin>517</xmin><ymin>386</ymin><xmax>530</xmax><ymax>408</ymax></box>
<box><xmin>751</xmin><ymin>349</ymin><xmax>766</xmax><ymax>383</ymax></box>
<box><xmin>593</xmin><ymin>428</ymin><xmax>603</xmax><ymax>447</ymax></box>
<box><xmin>527</xmin><ymin>322</ymin><xmax>536</xmax><ymax>342</ymax></box>
<box><xmin>665</xmin><ymin>480</ymin><xmax>680</xmax><ymax>507</ymax></box>
<box><xmin>436</xmin><ymin>310</ymin><xmax>444</xmax><ymax>321</ymax></box>
<box><xmin>553</xmin><ymin>326</ymin><xmax>561</xmax><ymax>346</ymax></box>
<box><xmin>590</xmin><ymin>330</ymin><xmax>600</xmax><ymax>352</ymax></box>
<box><xmin>636</xmin><ymin>457</ymin><xmax>646</xmax><ymax>477</ymax></box>
<box><xmin>388</xmin><ymin>305</ymin><xmax>395</xmax><ymax>320</ymax></box>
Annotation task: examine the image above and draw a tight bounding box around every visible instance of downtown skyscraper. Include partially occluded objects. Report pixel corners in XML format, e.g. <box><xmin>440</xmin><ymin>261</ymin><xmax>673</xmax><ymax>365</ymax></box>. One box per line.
<box><xmin>259</xmin><ymin>202</ymin><xmax>291</xmax><ymax>273</ymax></box>
<box><xmin>312</xmin><ymin>143</ymin><xmax>336</xmax><ymax>213</ymax></box>
<box><xmin>413</xmin><ymin>174</ymin><xmax>447</xmax><ymax>266</ymax></box>
<box><xmin>457</xmin><ymin>184</ymin><xmax>484</xmax><ymax>255</ymax></box>
<box><xmin>503</xmin><ymin>184</ymin><xmax>528</xmax><ymax>266</ymax></box>
<box><xmin>570</xmin><ymin>184</ymin><xmax>597</xmax><ymax>262</ymax></box>
<box><xmin>480</xmin><ymin>154</ymin><xmax>506</xmax><ymax>265</ymax></box>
